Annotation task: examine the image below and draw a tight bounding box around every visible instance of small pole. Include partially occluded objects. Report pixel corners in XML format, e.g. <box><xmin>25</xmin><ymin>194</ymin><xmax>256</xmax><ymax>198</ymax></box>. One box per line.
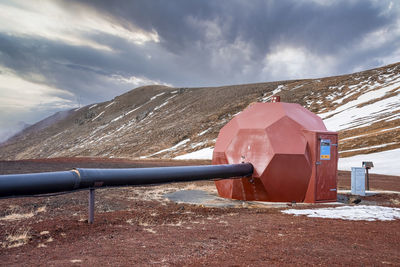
<box><xmin>366</xmin><ymin>168</ymin><xmax>370</xmax><ymax>191</ymax></box>
<box><xmin>88</xmin><ymin>188</ymin><xmax>95</xmax><ymax>224</ymax></box>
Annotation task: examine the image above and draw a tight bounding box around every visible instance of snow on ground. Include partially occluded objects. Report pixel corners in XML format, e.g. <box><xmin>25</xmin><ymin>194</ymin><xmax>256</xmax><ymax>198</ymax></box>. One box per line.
<box><xmin>115</xmin><ymin>124</ymin><xmax>126</xmax><ymax>132</ymax></box>
<box><xmin>282</xmin><ymin>205</ymin><xmax>400</xmax><ymax>221</ymax></box>
<box><xmin>91</xmin><ymin>111</ymin><xmax>105</xmax><ymax>121</ymax></box>
<box><xmin>320</xmin><ymin>80</ymin><xmax>400</xmax><ymax>131</ymax></box>
<box><xmin>323</xmin><ymin>94</ymin><xmax>400</xmax><ymax>130</ymax></box>
<box><xmin>189</xmin><ymin>141</ymin><xmax>209</xmax><ymax>149</ymax></box>
<box><xmin>338</xmin><ymin>148</ymin><xmax>400</xmax><ymax>176</ymax></box>
<box><xmin>147</xmin><ymin>139</ymin><xmax>190</xmax><ymax>157</ymax></box>
<box><xmin>126</xmin><ymin>105</ymin><xmax>143</xmax><ymax>115</ymax></box>
<box><xmin>153</xmin><ymin>95</ymin><xmax>177</xmax><ymax>112</ymax></box>
<box><xmin>340</xmin><ymin>142</ymin><xmax>397</xmax><ymax>153</ymax></box>
<box><xmin>260</xmin><ymin>85</ymin><xmax>285</xmax><ymax>102</ymax></box>
<box><xmin>174</xmin><ymin>147</ymin><xmax>214</xmax><ymax>160</ymax></box>
<box><xmin>386</xmin><ymin>114</ymin><xmax>400</xmax><ymax>121</ymax></box>
<box><xmin>292</xmin><ymin>83</ymin><xmax>305</xmax><ymax>90</ymax></box>
<box><xmin>88</xmin><ymin>104</ymin><xmax>97</xmax><ymax>109</ymax></box>
<box><xmin>150</xmin><ymin>92</ymin><xmax>166</xmax><ymax>100</ymax></box>
<box><xmin>104</xmin><ymin>102</ymin><xmax>114</xmax><ymax>109</ymax></box>
<box><xmin>111</xmin><ymin>114</ymin><xmax>125</xmax><ymax>123</ymax></box>
<box><xmin>197</xmin><ymin>128</ymin><xmax>211</xmax><ymax>136</ymax></box>
<box><xmin>340</xmin><ymin>125</ymin><xmax>400</xmax><ymax>141</ymax></box>
<box><xmin>154</xmin><ymin>101</ymin><xmax>169</xmax><ymax>111</ymax></box>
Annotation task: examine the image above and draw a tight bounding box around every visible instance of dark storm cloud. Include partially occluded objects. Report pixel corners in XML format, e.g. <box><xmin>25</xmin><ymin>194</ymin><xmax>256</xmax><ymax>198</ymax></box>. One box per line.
<box><xmin>2</xmin><ymin>0</ymin><xmax>399</xmax><ymax>92</ymax></box>
<box><xmin>33</xmin><ymin>0</ymin><xmax>397</xmax><ymax>90</ymax></box>
<box><xmin>67</xmin><ymin>0</ymin><xmax>398</xmax><ymax>62</ymax></box>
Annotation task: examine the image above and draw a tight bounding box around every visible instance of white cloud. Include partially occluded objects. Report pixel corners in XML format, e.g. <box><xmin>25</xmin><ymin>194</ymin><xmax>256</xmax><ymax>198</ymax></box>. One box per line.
<box><xmin>0</xmin><ymin>66</ymin><xmax>75</xmax><ymax>121</ymax></box>
<box><xmin>186</xmin><ymin>16</ymin><xmax>256</xmax><ymax>80</ymax></box>
<box><xmin>353</xmin><ymin>18</ymin><xmax>400</xmax><ymax>68</ymax></box>
<box><xmin>306</xmin><ymin>0</ymin><xmax>336</xmax><ymax>6</ymax></box>
<box><xmin>0</xmin><ymin>0</ymin><xmax>159</xmax><ymax>51</ymax></box>
<box><xmin>261</xmin><ymin>46</ymin><xmax>336</xmax><ymax>81</ymax></box>
<box><xmin>358</xmin><ymin>18</ymin><xmax>400</xmax><ymax>51</ymax></box>
<box><xmin>109</xmin><ymin>74</ymin><xmax>172</xmax><ymax>87</ymax></box>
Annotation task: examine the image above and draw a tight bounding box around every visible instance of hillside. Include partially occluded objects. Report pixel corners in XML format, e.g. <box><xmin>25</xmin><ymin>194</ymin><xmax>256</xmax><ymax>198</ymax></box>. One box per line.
<box><xmin>0</xmin><ymin>62</ymin><xmax>399</xmax><ymax>173</ymax></box>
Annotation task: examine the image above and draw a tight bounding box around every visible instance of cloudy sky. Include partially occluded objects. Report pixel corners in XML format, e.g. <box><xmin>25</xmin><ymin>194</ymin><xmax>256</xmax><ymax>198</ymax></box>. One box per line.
<box><xmin>0</xmin><ymin>0</ymin><xmax>399</xmax><ymax>141</ymax></box>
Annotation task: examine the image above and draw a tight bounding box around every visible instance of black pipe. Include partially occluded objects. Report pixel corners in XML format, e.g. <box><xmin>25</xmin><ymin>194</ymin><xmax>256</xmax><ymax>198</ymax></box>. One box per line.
<box><xmin>0</xmin><ymin>163</ymin><xmax>253</xmax><ymax>198</ymax></box>
<box><xmin>0</xmin><ymin>171</ymin><xmax>80</xmax><ymax>197</ymax></box>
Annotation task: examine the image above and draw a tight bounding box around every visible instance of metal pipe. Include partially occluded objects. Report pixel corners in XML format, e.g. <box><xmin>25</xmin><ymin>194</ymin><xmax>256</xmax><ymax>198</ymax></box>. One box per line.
<box><xmin>0</xmin><ymin>163</ymin><xmax>253</xmax><ymax>198</ymax></box>
<box><xmin>0</xmin><ymin>171</ymin><xmax>81</xmax><ymax>197</ymax></box>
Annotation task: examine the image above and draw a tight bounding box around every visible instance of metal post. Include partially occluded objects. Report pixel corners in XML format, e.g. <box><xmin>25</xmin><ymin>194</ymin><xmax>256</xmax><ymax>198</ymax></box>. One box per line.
<box><xmin>366</xmin><ymin>168</ymin><xmax>370</xmax><ymax>191</ymax></box>
<box><xmin>88</xmin><ymin>188</ymin><xmax>95</xmax><ymax>224</ymax></box>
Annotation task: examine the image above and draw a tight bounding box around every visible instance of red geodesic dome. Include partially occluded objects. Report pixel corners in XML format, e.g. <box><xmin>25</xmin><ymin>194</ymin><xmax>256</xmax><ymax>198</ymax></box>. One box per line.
<box><xmin>212</xmin><ymin>102</ymin><xmax>338</xmax><ymax>203</ymax></box>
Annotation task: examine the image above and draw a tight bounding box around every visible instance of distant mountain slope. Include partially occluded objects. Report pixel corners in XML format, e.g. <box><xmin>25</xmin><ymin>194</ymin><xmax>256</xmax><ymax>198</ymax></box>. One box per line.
<box><xmin>0</xmin><ymin>121</ymin><xmax>30</xmax><ymax>144</ymax></box>
<box><xmin>0</xmin><ymin>63</ymin><xmax>399</xmax><ymax>167</ymax></box>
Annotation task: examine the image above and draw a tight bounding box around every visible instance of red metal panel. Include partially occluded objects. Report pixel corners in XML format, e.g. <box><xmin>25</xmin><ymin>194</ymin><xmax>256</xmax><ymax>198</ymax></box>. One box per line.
<box><xmin>316</xmin><ymin>134</ymin><xmax>338</xmax><ymax>201</ymax></box>
<box><xmin>261</xmin><ymin>154</ymin><xmax>311</xmax><ymax>202</ymax></box>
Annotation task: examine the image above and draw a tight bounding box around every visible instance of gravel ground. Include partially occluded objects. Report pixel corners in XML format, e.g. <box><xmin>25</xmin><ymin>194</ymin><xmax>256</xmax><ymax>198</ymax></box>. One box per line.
<box><xmin>0</xmin><ymin>158</ymin><xmax>399</xmax><ymax>266</ymax></box>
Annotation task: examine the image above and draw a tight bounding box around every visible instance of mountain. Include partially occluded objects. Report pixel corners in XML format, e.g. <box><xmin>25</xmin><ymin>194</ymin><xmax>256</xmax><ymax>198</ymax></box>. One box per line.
<box><xmin>0</xmin><ymin>121</ymin><xmax>30</xmax><ymax>144</ymax></box>
<box><xmin>0</xmin><ymin>62</ymin><xmax>399</xmax><ymax>174</ymax></box>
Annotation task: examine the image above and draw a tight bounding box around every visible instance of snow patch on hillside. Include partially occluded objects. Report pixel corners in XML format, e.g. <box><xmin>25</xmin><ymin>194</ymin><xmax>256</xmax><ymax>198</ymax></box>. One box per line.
<box><xmin>338</xmin><ymin>148</ymin><xmax>400</xmax><ymax>176</ymax></box>
<box><xmin>126</xmin><ymin>105</ymin><xmax>143</xmax><ymax>115</ymax></box>
<box><xmin>340</xmin><ymin>125</ymin><xmax>400</xmax><ymax>141</ymax></box>
<box><xmin>111</xmin><ymin>114</ymin><xmax>125</xmax><ymax>123</ymax></box>
<box><xmin>146</xmin><ymin>139</ymin><xmax>190</xmax><ymax>157</ymax></box>
<box><xmin>104</xmin><ymin>102</ymin><xmax>114</xmax><ymax>109</ymax></box>
<box><xmin>91</xmin><ymin>111</ymin><xmax>105</xmax><ymax>121</ymax></box>
<box><xmin>150</xmin><ymin>92</ymin><xmax>166</xmax><ymax>100</ymax></box>
<box><xmin>282</xmin><ymin>205</ymin><xmax>400</xmax><ymax>221</ymax></box>
<box><xmin>197</xmin><ymin>128</ymin><xmax>211</xmax><ymax>136</ymax></box>
<box><xmin>154</xmin><ymin>101</ymin><xmax>169</xmax><ymax>111</ymax></box>
<box><xmin>260</xmin><ymin>85</ymin><xmax>285</xmax><ymax>102</ymax></box>
<box><xmin>174</xmin><ymin>147</ymin><xmax>214</xmax><ymax>160</ymax></box>
<box><xmin>321</xmin><ymin>86</ymin><xmax>400</xmax><ymax>131</ymax></box>
<box><xmin>340</xmin><ymin>142</ymin><xmax>397</xmax><ymax>153</ymax></box>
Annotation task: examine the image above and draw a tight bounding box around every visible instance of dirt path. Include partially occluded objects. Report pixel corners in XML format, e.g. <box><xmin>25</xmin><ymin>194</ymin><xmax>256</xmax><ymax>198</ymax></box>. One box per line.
<box><xmin>1</xmin><ymin>158</ymin><xmax>399</xmax><ymax>266</ymax></box>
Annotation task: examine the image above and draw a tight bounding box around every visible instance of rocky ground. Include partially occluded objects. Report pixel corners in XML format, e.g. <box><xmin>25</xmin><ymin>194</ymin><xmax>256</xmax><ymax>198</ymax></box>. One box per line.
<box><xmin>0</xmin><ymin>158</ymin><xmax>399</xmax><ymax>266</ymax></box>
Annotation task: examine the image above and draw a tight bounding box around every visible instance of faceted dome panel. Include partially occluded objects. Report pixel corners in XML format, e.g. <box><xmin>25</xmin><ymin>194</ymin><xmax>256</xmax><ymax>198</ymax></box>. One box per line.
<box><xmin>213</xmin><ymin>102</ymin><xmax>327</xmax><ymax>202</ymax></box>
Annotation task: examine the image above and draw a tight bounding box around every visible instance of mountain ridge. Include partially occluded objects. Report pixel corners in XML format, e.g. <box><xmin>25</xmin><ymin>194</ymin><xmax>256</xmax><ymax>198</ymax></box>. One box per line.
<box><xmin>1</xmin><ymin>62</ymin><xmax>399</xmax><ymax>162</ymax></box>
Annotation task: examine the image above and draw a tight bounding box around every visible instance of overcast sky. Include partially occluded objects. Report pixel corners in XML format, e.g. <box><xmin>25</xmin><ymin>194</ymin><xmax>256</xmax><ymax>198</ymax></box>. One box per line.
<box><xmin>0</xmin><ymin>0</ymin><xmax>399</xmax><ymax>141</ymax></box>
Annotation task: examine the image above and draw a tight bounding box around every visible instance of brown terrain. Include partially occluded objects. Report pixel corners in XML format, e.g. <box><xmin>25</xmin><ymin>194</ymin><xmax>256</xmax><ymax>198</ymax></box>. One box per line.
<box><xmin>0</xmin><ymin>158</ymin><xmax>399</xmax><ymax>266</ymax></box>
<box><xmin>0</xmin><ymin>62</ymin><xmax>399</xmax><ymax>160</ymax></box>
<box><xmin>0</xmin><ymin>63</ymin><xmax>399</xmax><ymax>266</ymax></box>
